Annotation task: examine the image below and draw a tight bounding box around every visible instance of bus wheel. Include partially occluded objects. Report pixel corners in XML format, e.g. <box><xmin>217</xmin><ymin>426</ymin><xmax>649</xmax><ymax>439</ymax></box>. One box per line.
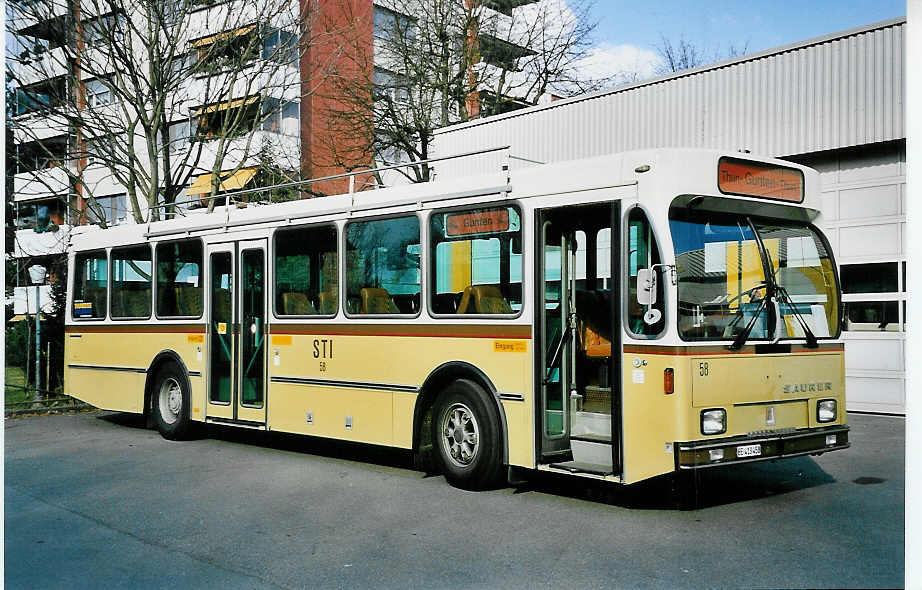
<box><xmin>432</xmin><ymin>379</ymin><xmax>503</xmax><ymax>490</ymax></box>
<box><xmin>153</xmin><ymin>363</ymin><xmax>194</xmax><ymax>441</ymax></box>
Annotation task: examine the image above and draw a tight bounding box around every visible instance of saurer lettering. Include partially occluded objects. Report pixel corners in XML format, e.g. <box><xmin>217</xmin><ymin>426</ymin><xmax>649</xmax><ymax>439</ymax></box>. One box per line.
<box><xmin>783</xmin><ymin>382</ymin><xmax>832</xmax><ymax>394</ymax></box>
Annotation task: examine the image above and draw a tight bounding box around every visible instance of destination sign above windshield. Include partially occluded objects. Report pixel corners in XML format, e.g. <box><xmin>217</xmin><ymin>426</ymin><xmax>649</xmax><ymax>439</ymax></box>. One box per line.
<box><xmin>717</xmin><ymin>157</ymin><xmax>804</xmax><ymax>203</ymax></box>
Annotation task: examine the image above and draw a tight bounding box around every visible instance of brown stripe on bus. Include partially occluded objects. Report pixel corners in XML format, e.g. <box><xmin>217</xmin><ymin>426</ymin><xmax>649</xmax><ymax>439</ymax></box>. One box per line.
<box><xmin>270</xmin><ymin>323</ymin><xmax>532</xmax><ymax>339</ymax></box>
<box><xmin>622</xmin><ymin>344</ymin><xmax>844</xmax><ymax>356</ymax></box>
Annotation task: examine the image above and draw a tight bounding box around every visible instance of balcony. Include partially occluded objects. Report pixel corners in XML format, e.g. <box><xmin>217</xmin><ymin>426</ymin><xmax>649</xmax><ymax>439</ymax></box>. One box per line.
<box><xmin>80</xmin><ymin>164</ymin><xmax>126</xmax><ymax>198</ymax></box>
<box><xmin>10</xmin><ymin>45</ymin><xmax>67</xmax><ymax>87</ymax></box>
<box><xmin>479</xmin><ymin>0</ymin><xmax>540</xmax><ymax>17</ymax></box>
<box><xmin>8</xmin><ymin>0</ymin><xmax>69</xmax><ymax>35</ymax></box>
<box><xmin>186</xmin><ymin>2</ymin><xmax>262</xmax><ymax>45</ymax></box>
<box><xmin>11</xmin><ymin>112</ymin><xmax>70</xmax><ymax>143</ymax></box>
<box><xmin>77</xmin><ymin>45</ymin><xmax>117</xmax><ymax>80</ymax></box>
<box><xmin>14</xmin><ymin>225</ymin><xmax>71</xmax><ymax>258</ymax></box>
<box><xmin>11</xmin><ymin>75</ymin><xmax>70</xmax><ymax>143</ymax></box>
<box><xmin>179</xmin><ymin>63</ymin><xmax>301</xmax><ymax>111</ymax></box>
<box><xmin>14</xmin><ymin>165</ymin><xmax>70</xmax><ymax>202</ymax></box>
<box><xmin>182</xmin><ymin>130</ymin><xmax>300</xmax><ymax>178</ymax></box>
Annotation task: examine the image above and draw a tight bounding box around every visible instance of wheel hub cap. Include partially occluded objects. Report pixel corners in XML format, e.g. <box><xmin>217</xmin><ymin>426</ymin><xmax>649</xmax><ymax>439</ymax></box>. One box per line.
<box><xmin>440</xmin><ymin>403</ymin><xmax>479</xmax><ymax>468</ymax></box>
<box><xmin>168</xmin><ymin>388</ymin><xmax>182</xmax><ymax>414</ymax></box>
<box><xmin>159</xmin><ymin>378</ymin><xmax>182</xmax><ymax>425</ymax></box>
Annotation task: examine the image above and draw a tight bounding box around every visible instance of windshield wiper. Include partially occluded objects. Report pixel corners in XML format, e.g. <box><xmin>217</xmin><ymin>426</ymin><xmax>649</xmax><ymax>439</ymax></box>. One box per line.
<box><xmin>723</xmin><ymin>281</ymin><xmax>768</xmax><ymax>337</ymax></box>
<box><xmin>728</xmin><ymin>216</ymin><xmax>779</xmax><ymax>351</ymax></box>
<box><xmin>773</xmin><ymin>284</ymin><xmax>819</xmax><ymax>348</ymax></box>
<box><xmin>728</xmin><ymin>288</ymin><xmax>771</xmax><ymax>350</ymax></box>
<box><xmin>762</xmin><ymin>248</ymin><xmax>819</xmax><ymax>348</ymax></box>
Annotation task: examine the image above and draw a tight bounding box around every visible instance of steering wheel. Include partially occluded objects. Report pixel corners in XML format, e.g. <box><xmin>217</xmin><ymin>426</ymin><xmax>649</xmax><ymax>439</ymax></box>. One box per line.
<box><xmin>724</xmin><ymin>282</ymin><xmax>769</xmax><ymax>308</ymax></box>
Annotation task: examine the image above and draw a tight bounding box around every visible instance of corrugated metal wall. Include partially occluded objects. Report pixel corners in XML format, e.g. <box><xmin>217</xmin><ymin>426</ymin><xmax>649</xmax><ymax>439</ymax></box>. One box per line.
<box><xmin>432</xmin><ymin>18</ymin><xmax>908</xmax><ymax>415</ymax></box>
<box><xmin>434</xmin><ymin>18</ymin><xmax>905</xmax><ymax>175</ymax></box>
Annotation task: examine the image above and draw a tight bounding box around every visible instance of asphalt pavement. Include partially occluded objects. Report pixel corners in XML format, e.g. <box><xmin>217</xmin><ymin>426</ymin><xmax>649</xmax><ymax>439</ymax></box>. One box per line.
<box><xmin>4</xmin><ymin>411</ymin><xmax>904</xmax><ymax>589</ymax></box>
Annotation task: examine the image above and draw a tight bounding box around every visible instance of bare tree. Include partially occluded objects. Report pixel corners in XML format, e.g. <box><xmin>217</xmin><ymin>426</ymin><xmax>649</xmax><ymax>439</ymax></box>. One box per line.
<box><xmin>7</xmin><ymin>0</ymin><xmax>323</xmax><ymax>226</ymax></box>
<box><xmin>475</xmin><ymin>0</ymin><xmax>608</xmax><ymax>109</ymax></box>
<box><xmin>316</xmin><ymin>0</ymin><xmax>610</xmax><ymax>185</ymax></box>
<box><xmin>654</xmin><ymin>33</ymin><xmax>750</xmax><ymax>75</ymax></box>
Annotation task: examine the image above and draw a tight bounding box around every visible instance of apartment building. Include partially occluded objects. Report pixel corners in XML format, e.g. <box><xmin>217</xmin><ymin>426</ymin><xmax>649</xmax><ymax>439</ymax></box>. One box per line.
<box><xmin>8</xmin><ymin>0</ymin><xmax>302</xmax><ymax>294</ymax></box>
<box><xmin>7</xmin><ymin>0</ymin><xmax>540</xmax><ymax>314</ymax></box>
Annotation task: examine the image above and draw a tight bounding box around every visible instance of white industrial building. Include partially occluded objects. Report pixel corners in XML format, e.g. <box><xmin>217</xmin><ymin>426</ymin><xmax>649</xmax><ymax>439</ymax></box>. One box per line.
<box><xmin>433</xmin><ymin>17</ymin><xmax>907</xmax><ymax>414</ymax></box>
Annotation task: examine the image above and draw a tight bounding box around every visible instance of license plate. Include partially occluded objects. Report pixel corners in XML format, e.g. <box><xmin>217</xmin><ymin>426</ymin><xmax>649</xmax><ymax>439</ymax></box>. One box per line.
<box><xmin>737</xmin><ymin>444</ymin><xmax>762</xmax><ymax>458</ymax></box>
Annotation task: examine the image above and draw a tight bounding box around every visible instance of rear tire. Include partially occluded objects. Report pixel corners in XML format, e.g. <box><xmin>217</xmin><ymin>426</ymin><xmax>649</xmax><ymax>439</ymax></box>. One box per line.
<box><xmin>432</xmin><ymin>379</ymin><xmax>504</xmax><ymax>490</ymax></box>
<box><xmin>152</xmin><ymin>363</ymin><xmax>194</xmax><ymax>441</ymax></box>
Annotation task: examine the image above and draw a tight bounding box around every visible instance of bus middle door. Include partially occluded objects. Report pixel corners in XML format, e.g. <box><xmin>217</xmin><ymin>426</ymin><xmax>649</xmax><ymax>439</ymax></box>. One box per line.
<box><xmin>206</xmin><ymin>240</ymin><xmax>268</xmax><ymax>426</ymax></box>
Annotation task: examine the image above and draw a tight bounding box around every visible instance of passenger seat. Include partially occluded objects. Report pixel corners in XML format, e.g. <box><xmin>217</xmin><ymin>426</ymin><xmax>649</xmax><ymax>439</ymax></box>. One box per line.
<box><xmin>457</xmin><ymin>285</ymin><xmax>512</xmax><ymax>314</ymax></box>
<box><xmin>360</xmin><ymin>287</ymin><xmax>399</xmax><ymax>314</ymax></box>
<box><xmin>317</xmin><ymin>290</ymin><xmax>337</xmax><ymax>315</ymax></box>
<box><xmin>281</xmin><ymin>292</ymin><xmax>316</xmax><ymax>315</ymax></box>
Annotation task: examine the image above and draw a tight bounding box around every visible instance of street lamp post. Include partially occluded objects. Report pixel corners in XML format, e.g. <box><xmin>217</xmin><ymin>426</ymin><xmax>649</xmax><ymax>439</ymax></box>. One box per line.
<box><xmin>28</xmin><ymin>265</ymin><xmax>47</xmax><ymax>401</ymax></box>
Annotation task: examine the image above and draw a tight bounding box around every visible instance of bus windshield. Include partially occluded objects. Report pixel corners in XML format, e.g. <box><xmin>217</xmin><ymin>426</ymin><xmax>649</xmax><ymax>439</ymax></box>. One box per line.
<box><xmin>669</xmin><ymin>207</ymin><xmax>839</xmax><ymax>342</ymax></box>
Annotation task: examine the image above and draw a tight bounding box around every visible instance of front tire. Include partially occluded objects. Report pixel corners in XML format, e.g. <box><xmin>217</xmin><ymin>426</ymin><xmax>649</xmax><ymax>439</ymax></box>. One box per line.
<box><xmin>432</xmin><ymin>379</ymin><xmax>504</xmax><ymax>490</ymax></box>
<box><xmin>153</xmin><ymin>363</ymin><xmax>194</xmax><ymax>441</ymax></box>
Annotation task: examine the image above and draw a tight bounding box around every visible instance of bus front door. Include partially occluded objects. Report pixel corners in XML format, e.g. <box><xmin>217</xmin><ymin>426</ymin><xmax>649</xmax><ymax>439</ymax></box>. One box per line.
<box><xmin>537</xmin><ymin>203</ymin><xmax>622</xmax><ymax>477</ymax></box>
<box><xmin>206</xmin><ymin>240</ymin><xmax>268</xmax><ymax>426</ymax></box>
<box><xmin>538</xmin><ymin>218</ymin><xmax>571</xmax><ymax>460</ymax></box>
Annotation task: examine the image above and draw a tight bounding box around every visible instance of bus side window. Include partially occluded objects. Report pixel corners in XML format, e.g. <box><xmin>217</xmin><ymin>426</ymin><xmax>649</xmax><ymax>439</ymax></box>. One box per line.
<box><xmin>156</xmin><ymin>240</ymin><xmax>203</xmax><ymax>318</ymax></box>
<box><xmin>345</xmin><ymin>216</ymin><xmax>420</xmax><ymax>315</ymax></box>
<box><xmin>429</xmin><ymin>205</ymin><xmax>522</xmax><ymax>315</ymax></box>
<box><xmin>72</xmin><ymin>250</ymin><xmax>108</xmax><ymax>319</ymax></box>
<box><xmin>274</xmin><ymin>225</ymin><xmax>338</xmax><ymax>317</ymax></box>
<box><xmin>627</xmin><ymin>208</ymin><xmax>665</xmax><ymax>336</ymax></box>
<box><xmin>111</xmin><ymin>244</ymin><xmax>152</xmax><ymax>319</ymax></box>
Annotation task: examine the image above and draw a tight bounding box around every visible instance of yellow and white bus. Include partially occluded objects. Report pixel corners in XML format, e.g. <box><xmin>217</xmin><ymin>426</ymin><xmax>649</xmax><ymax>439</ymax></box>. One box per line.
<box><xmin>65</xmin><ymin>148</ymin><xmax>849</xmax><ymax>491</ymax></box>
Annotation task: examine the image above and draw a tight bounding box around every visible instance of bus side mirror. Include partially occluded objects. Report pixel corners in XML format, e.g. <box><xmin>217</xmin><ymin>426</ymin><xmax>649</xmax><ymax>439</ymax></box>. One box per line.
<box><xmin>637</xmin><ymin>268</ymin><xmax>657</xmax><ymax>306</ymax></box>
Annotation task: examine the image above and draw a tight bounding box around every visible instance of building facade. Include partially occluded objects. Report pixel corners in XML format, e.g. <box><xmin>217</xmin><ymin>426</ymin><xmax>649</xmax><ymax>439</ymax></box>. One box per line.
<box><xmin>8</xmin><ymin>0</ymin><xmax>306</xmax><ymax>298</ymax></box>
<box><xmin>432</xmin><ymin>18</ymin><xmax>907</xmax><ymax>414</ymax></box>
<box><xmin>7</xmin><ymin>0</ymin><xmax>540</xmax><ymax>309</ymax></box>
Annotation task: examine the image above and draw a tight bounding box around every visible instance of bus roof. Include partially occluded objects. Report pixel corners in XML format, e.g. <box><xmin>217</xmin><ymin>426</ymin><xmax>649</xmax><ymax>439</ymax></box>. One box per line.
<box><xmin>68</xmin><ymin>148</ymin><xmax>821</xmax><ymax>252</ymax></box>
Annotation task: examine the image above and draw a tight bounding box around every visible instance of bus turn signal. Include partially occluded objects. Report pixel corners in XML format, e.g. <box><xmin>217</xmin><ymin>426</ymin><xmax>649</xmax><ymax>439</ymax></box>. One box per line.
<box><xmin>664</xmin><ymin>368</ymin><xmax>674</xmax><ymax>394</ymax></box>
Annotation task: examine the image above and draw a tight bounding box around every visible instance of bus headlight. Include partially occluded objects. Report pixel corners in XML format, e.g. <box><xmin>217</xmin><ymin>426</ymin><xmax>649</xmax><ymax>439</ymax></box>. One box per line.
<box><xmin>701</xmin><ymin>408</ymin><xmax>727</xmax><ymax>435</ymax></box>
<box><xmin>817</xmin><ymin>399</ymin><xmax>837</xmax><ymax>423</ymax></box>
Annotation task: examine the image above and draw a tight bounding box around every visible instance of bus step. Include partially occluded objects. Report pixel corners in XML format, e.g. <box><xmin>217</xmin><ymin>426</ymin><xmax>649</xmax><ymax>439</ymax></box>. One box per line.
<box><xmin>548</xmin><ymin>461</ymin><xmax>613</xmax><ymax>476</ymax></box>
<box><xmin>583</xmin><ymin>386</ymin><xmax>611</xmax><ymax>413</ymax></box>
<box><xmin>570</xmin><ymin>432</ymin><xmax>611</xmax><ymax>444</ymax></box>
<box><xmin>571</xmin><ymin>438</ymin><xmax>613</xmax><ymax>465</ymax></box>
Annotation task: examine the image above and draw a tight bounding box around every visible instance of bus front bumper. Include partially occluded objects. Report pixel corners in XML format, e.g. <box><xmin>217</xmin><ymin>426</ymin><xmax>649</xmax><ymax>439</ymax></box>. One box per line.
<box><xmin>676</xmin><ymin>425</ymin><xmax>850</xmax><ymax>470</ymax></box>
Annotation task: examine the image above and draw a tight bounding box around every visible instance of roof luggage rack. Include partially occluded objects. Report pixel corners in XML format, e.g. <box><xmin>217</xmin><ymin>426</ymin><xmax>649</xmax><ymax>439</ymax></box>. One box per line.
<box><xmin>145</xmin><ymin>145</ymin><xmax>514</xmax><ymax>227</ymax></box>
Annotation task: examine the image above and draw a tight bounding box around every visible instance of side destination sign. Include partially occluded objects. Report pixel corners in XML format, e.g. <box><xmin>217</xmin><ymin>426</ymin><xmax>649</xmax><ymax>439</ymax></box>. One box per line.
<box><xmin>717</xmin><ymin>157</ymin><xmax>804</xmax><ymax>203</ymax></box>
<box><xmin>446</xmin><ymin>208</ymin><xmax>509</xmax><ymax>236</ymax></box>
<box><xmin>73</xmin><ymin>301</ymin><xmax>93</xmax><ymax>317</ymax></box>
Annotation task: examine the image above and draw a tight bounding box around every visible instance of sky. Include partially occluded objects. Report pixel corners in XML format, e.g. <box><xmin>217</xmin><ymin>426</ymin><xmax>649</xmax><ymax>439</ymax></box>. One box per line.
<box><xmin>579</xmin><ymin>0</ymin><xmax>906</xmax><ymax>81</ymax></box>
